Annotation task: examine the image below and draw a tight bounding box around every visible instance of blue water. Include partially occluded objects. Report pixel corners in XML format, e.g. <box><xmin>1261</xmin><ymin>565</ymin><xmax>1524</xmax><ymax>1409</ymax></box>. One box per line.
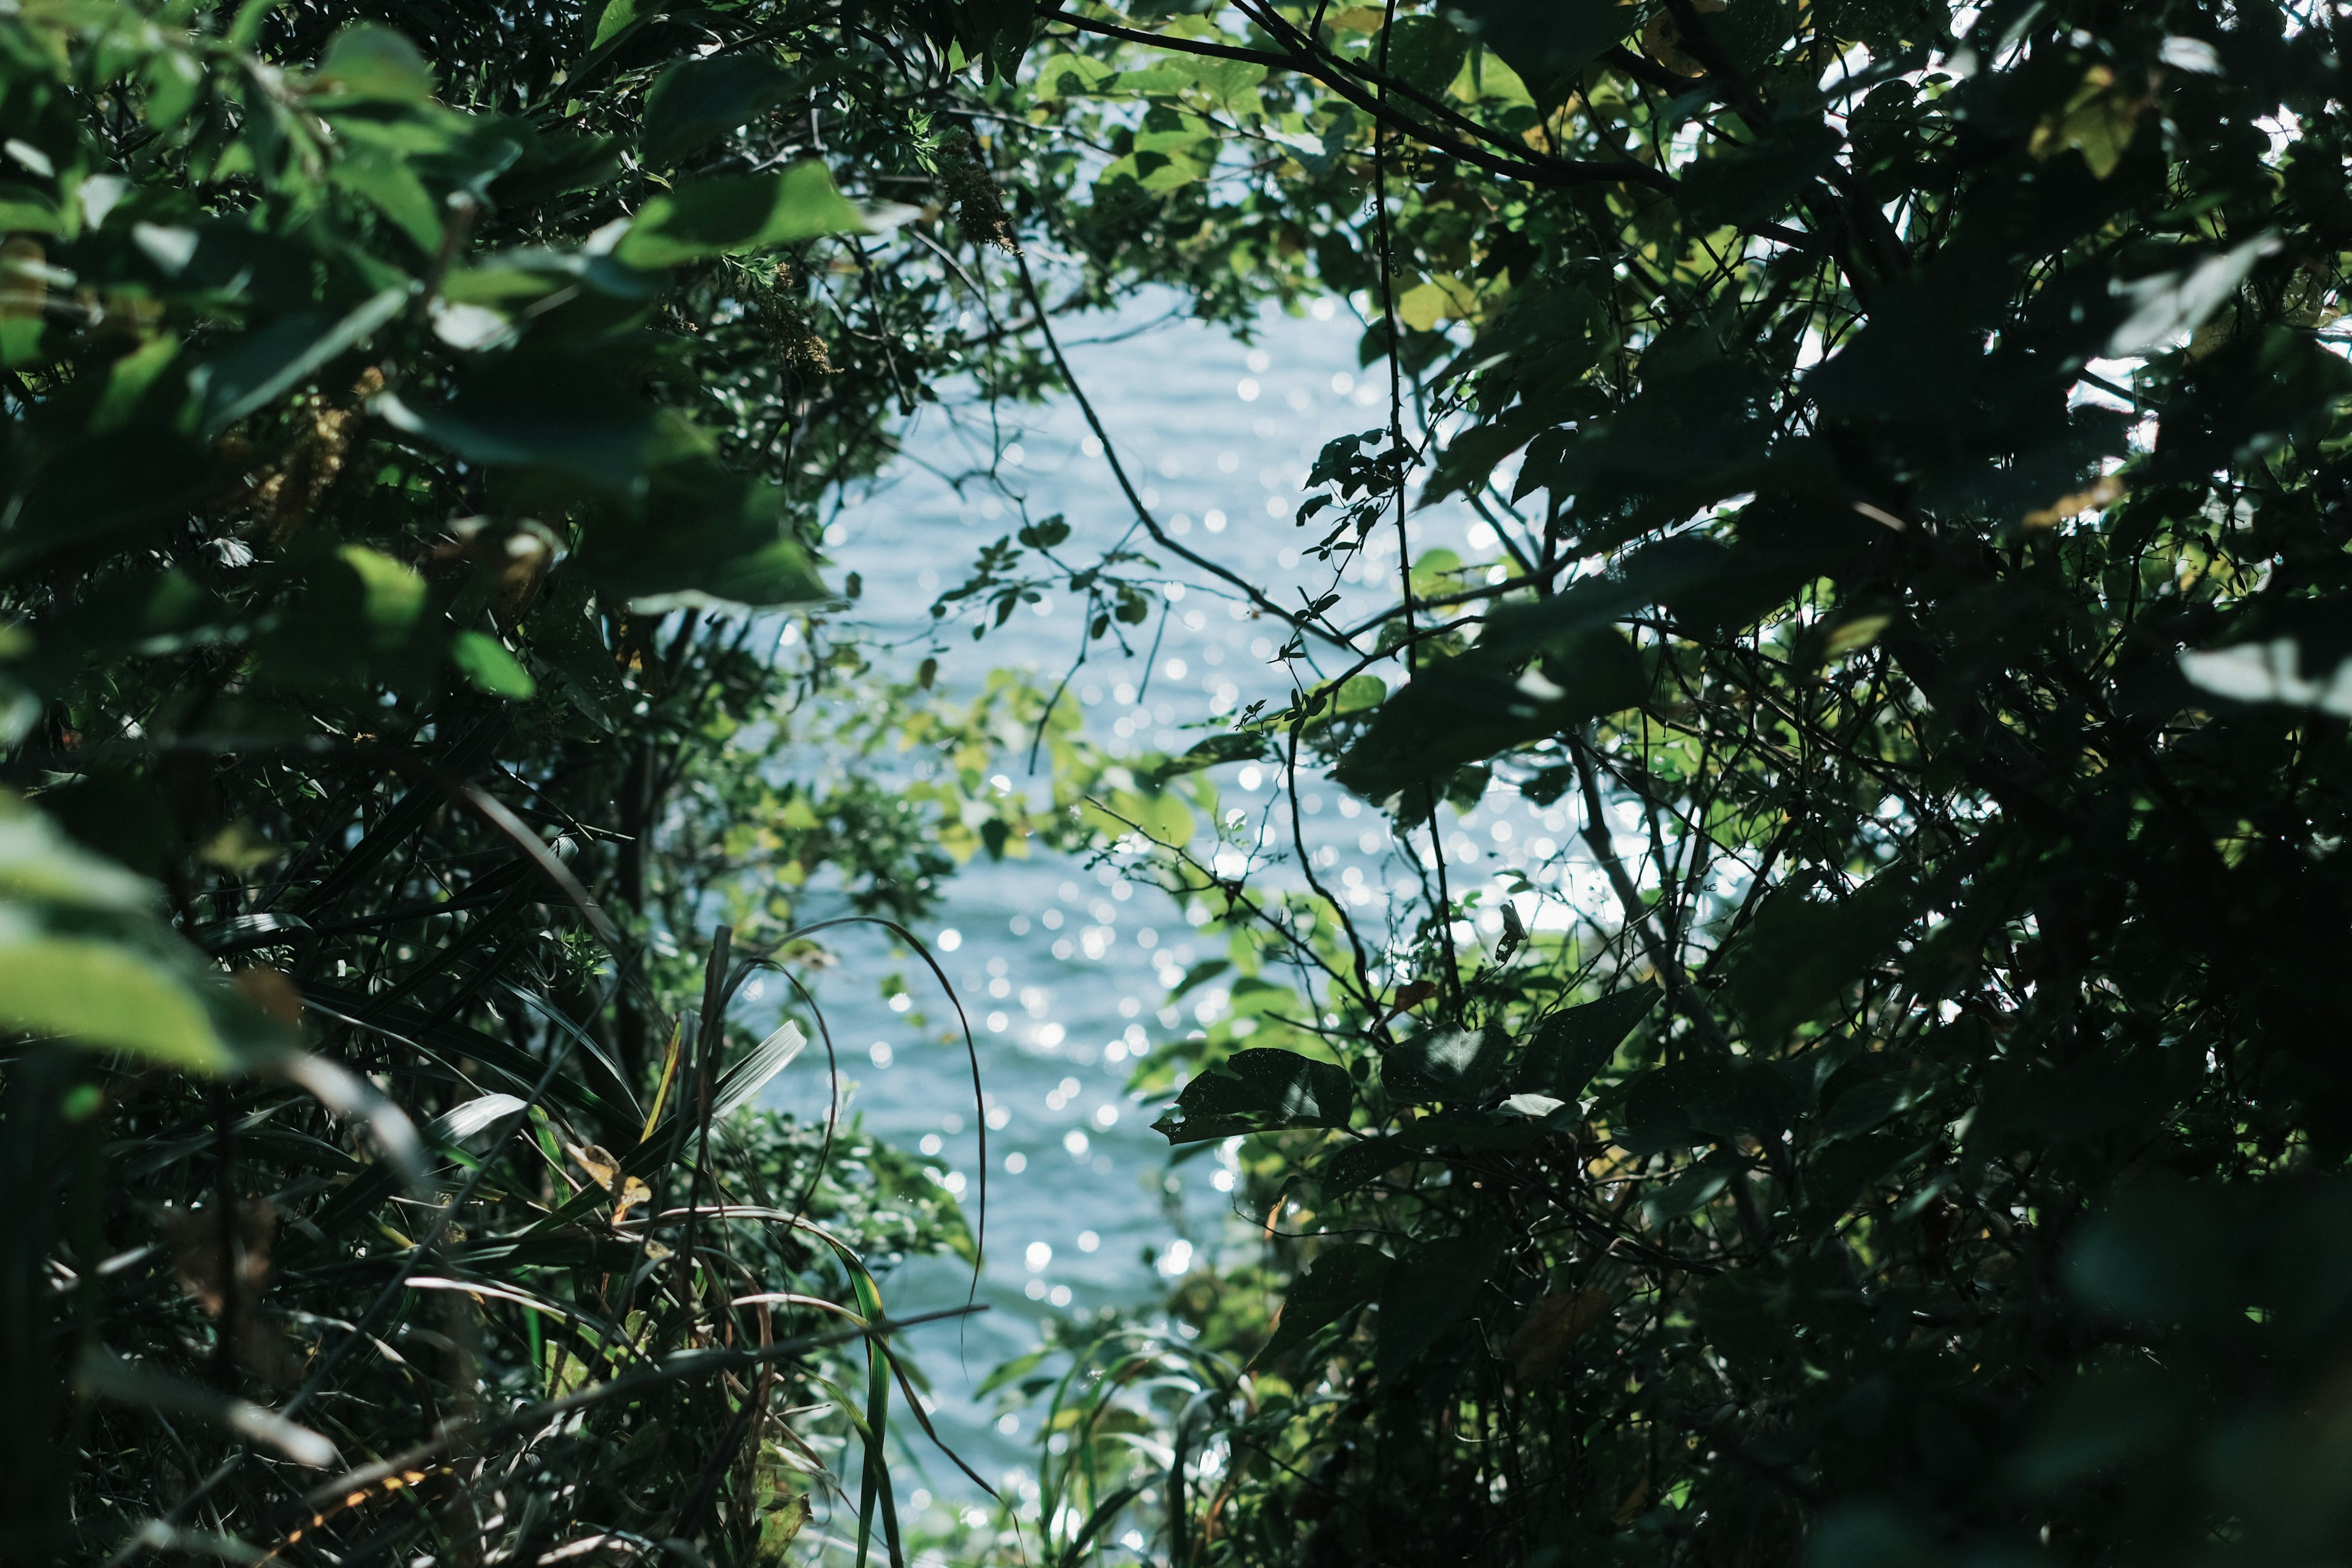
<box><xmin>745</xmin><ymin>291</ymin><xmax>1577</xmax><ymax>1520</ymax></box>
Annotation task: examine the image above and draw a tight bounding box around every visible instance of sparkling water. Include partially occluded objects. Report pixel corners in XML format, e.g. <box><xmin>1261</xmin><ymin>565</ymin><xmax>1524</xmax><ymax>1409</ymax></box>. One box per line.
<box><xmin>752</xmin><ymin>291</ymin><xmax>1539</xmax><ymax>1501</ymax></box>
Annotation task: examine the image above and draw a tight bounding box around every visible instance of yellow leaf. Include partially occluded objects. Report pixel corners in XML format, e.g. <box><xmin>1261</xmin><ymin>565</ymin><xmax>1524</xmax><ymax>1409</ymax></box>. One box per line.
<box><xmin>2022</xmin><ymin>474</ymin><xmax>2125</xmax><ymax>529</ymax></box>
<box><xmin>1823</xmin><ymin>614</ymin><xmax>1891</xmax><ymax>655</ymax></box>
<box><xmin>200</xmin><ymin>821</ymin><xmax>282</xmax><ymax>872</ymax></box>
<box><xmin>1395</xmin><ymin>273</ymin><xmax>1499</xmax><ymax>333</ymax></box>
<box><xmin>232</xmin><ymin>967</ymin><xmax>304</xmax><ymax>1029</ymax></box>
<box><xmin>567</xmin><ymin>1141</ymin><xmax>620</xmax><ymax>1191</ymax></box>
<box><xmin>638</xmin><ymin>1014</ymin><xmax>686</xmax><ymax>1140</ymax></box>
<box><xmin>1396</xmin><ymin>281</ymin><xmax>1451</xmax><ymax>333</ymax></box>
<box><xmin>1640</xmin><ymin>0</ymin><xmax>1723</xmax><ymax>79</ymax></box>
<box><xmin>2027</xmin><ymin>65</ymin><xmax>2154</xmax><ymax>179</ymax></box>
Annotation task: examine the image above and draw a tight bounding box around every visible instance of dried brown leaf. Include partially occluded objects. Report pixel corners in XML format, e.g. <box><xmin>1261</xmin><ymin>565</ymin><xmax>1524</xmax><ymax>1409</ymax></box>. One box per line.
<box><xmin>1507</xmin><ymin>1287</ymin><xmax>1613</xmax><ymax>1383</ymax></box>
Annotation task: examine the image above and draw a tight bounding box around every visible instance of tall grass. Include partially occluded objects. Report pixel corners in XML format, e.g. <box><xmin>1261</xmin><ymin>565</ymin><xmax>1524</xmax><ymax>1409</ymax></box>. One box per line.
<box><xmin>13</xmin><ymin>884</ymin><xmax>993</xmax><ymax>1564</ymax></box>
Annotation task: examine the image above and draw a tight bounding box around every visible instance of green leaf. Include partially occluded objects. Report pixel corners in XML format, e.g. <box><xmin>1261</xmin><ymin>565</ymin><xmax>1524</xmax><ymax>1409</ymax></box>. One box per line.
<box><xmin>0</xmin><ymin>183</ymin><xmax>61</xmax><ymax>235</ymax></box>
<box><xmin>1722</xmin><ymin>877</ymin><xmax>1912</xmax><ymax>1044</ymax></box>
<box><xmin>1381</xmin><ymin>15</ymin><xmax>1470</xmax><ymax>97</ymax></box>
<box><xmin>0</xmin><ymin>937</ymin><xmax>233</xmax><ymax>1071</ymax></box>
<box><xmin>1167</xmin><ymin>958</ymin><xmax>1229</xmax><ymax>1001</ymax></box>
<box><xmin>329</xmin><ymin>146</ymin><xmax>443</xmax><ymax>252</ymax></box>
<box><xmin>450</xmin><ymin>631</ymin><xmax>537</xmax><ymax>698</ymax></box>
<box><xmin>1392</xmin><ymin>1112</ymin><xmax>1545</xmax><ymax>1151</ymax></box>
<box><xmin>374</xmin><ymin>352</ymin><xmax>655</xmax><ymax>486</ymax></box>
<box><xmin>1311</xmin><ymin>1135</ymin><xmax>1414</xmax><ymax>1197</ymax></box>
<box><xmin>1804</xmin><ymin>277</ymin><xmax>1988</xmax><ymax>424</ymax></box>
<box><xmin>2179</xmin><ymin>631</ymin><xmax>2352</xmax><ymax>717</ymax></box>
<box><xmin>1033</xmin><ymin>52</ymin><xmax>1116</xmax><ymax>99</ymax></box>
<box><xmin>2108</xmin><ymin>235</ymin><xmax>2280</xmax><ymax>356</ymax></box>
<box><xmin>2007</xmin><ymin>1362</ymin><xmax>2190</xmax><ymax>1493</ymax></box>
<box><xmin>1615</xmin><ymin>1056</ymin><xmax>1799</xmax><ymax>1154</ymax></box>
<box><xmin>1079</xmin><ymin>786</ymin><xmax>1194</xmax><ymax>848</ymax></box>
<box><xmin>622</xmin><ymin>537</ymin><xmax>829</xmax><ymax>614</ymax></box>
<box><xmin>1642</xmin><ymin>1162</ymin><xmax>1731</xmax><ymax>1222</ymax></box>
<box><xmin>1384</xmin><ymin>1025</ymin><xmax>1509</xmax><ymax>1104</ymax></box>
<box><xmin>338</xmin><ymin>545</ymin><xmax>426</xmax><ymax>646</ymax></box>
<box><xmin>0</xmin><ymin>801</ymin><xmax>159</xmax><ymax>912</ymax></box>
<box><xmin>587</xmin><ymin>0</ymin><xmax>649</xmax><ymax>49</ymax></box>
<box><xmin>77</xmin><ymin>1348</ymin><xmax>339</xmax><ymax>1466</ymax></box>
<box><xmin>1227</xmin><ymin>975</ymin><xmax>1297</xmax><ymax>1019</ymax></box>
<box><xmin>1257</xmin><ymin>1243</ymin><xmax>1392</xmax><ymax>1362</ymax></box>
<box><xmin>194</xmin><ymin>287</ymin><xmax>408</xmax><ymax>438</ymax></box>
<box><xmin>1016</xmin><ymin>514</ymin><xmax>1070</xmax><ymax>548</ymax></box>
<box><xmin>1516</xmin><ymin>987</ymin><xmax>1659</xmax><ymax>1099</ymax></box>
<box><xmin>1332</xmin><ymin>636</ymin><xmax>1641</xmax><ymax>810</ymax></box>
<box><xmin>142</xmin><ymin>50</ymin><xmax>205</xmax><ymax>134</ymax></box>
<box><xmin>1804</xmin><ymin>1504</ymin><xmax>1947</xmax><ymax>1568</ymax></box>
<box><xmin>312</xmin><ymin>24</ymin><xmax>437</xmax><ymax>102</ymax></box>
<box><xmin>1817</xmin><ymin>1069</ymin><xmax>1917</xmax><ymax>1142</ymax></box>
<box><xmin>1169</xmin><ymin>55</ymin><xmax>1267</xmax><ymax>116</ymax></box>
<box><xmin>974</xmin><ymin>1348</ymin><xmax>1049</xmax><ymax>1398</ymax></box>
<box><xmin>91</xmin><ymin>336</ymin><xmax>182</xmax><ymax>433</ymax></box>
<box><xmin>641</xmin><ymin>53</ymin><xmax>794</xmax><ymax>166</ymax></box>
<box><xmin>1677</xmin><ymin>123</ymin><xmax>1840</xmax><ymax>227</ymax></box>
<box><xmin>615</xmin><ymin>162</ymin><xmax>888</xmax><ymax>269</ymax></box>
<box><xmin>712</xmin><ymin>1020</ymin><xmax>807</xmax><ymax>1120</ymax></box>
<box><xmin>1423</xmin><ymin>405</ymin><xmax>1548</xmax><ymax>505</ymax></box>
<box><xmin>1152</xmin><ymin>730</ymin><xmax>1273</xmax><ymax>782</ymax></box>
<box><xmin>1439</xmin><ymin>0</ymin><xmax>1638</xmax><ymax>104</ymax></box>
<box><xmin>1375</xmin><ymin>1231</ymin><xmax>1503</xmax><ymax>1380</ymax></box>
<box><xmin>1152</xmin><ymin>1048</ymin><xmax>1354</xmax><ymax>1144</ymax></box>
<box><xmin>2064</xmin><ymin>1179</ymin><xmax>2233</xmax><ymax>1327</ymax></box>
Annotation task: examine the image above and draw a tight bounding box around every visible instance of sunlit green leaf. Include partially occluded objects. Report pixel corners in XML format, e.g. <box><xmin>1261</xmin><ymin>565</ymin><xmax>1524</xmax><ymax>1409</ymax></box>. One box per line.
<box><xmin>0</xmin><ymin>937</ymin><xmax>232</xmax><ymax>1071</ymax></box>
<box><xmin>614</xmin><ymin>162</ymin><xmax>890</xmax><ymax>269</ymax></box>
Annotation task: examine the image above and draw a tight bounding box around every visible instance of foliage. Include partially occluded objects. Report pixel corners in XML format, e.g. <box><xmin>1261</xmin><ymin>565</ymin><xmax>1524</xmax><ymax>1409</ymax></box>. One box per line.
<box><xmin>0</xmin><ymin>0</ymin><xmax>1073</xmax><ymax>1561</ymax></box>
<box><xmin>918</xmin><ymin>1</ymin><xmax>2352</xmax><ymax>1566</ymax></box>
<box><xmin>25</xmin><ymin>0</ymin><xmax>2352</xmax><ymax>1564</ymax></box>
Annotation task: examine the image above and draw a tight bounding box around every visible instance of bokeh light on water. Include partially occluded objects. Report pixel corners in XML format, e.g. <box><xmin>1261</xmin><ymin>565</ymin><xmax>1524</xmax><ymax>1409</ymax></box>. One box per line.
<box><xmin>745</xmin><ymin>291</ymin><xmax>1570</xmax><ymax>1498</ymax></box>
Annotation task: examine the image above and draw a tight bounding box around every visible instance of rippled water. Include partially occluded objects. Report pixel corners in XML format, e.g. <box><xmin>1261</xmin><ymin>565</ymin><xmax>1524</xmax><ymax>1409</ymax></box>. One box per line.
<box><xmin>744</xmin><ymin>290</ymin><xmax>1546</xmax><ymax>1510</ymax></box>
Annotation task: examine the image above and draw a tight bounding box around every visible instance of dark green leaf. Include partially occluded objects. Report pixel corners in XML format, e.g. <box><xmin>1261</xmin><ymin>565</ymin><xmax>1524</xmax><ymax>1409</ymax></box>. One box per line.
<box><xmin>2065</xmin><ymin>1180</ymin><xmax>2234</xmax><ymax>1328</ymax></box>
<box><xmin>312</xmin><ymin>24</ymin><xmax>435</xmax><ymax>102</ymax></box>
<box><xmin>614</xmin><ymin>162</ymin><xmax>884</xmax><ymax>269</ymax></box>
<box><xmin>1166</xmin><ymin>959</ymin><xmax>1229</xmax><ymax>1001</ymax></box>
<box><xmin>1331</xmin><ymin>638</ymin><xmax>1641</xmax><ymax>810</ymax></box>
<box><xmin>1152</xmin><ymin>1048</ymin><xmax>1354</xmax><ymax>1144</ymax></box>
<box><xmin>1678</xmin><ymin>124</ymin><xmax>1839</xmax><ymax>228</ymax></box>
<box><xmin>1515</xmin><ymin>987</ymin><xmax>1659</xmax><ymax>1099</ymax></box>
<box><xmin>1310</xmin><ymin>1136</ymin><xmax>1414</xmax><ymax>1197</ymax></box>
<box><xmin>641</xmin><ymin>52</ymin><xmax>794</xmax><ymax>166</ymax></box>
<box><xmin>1722</xmin><ymin>877</ymin><xmax>1913</xmax><ymax>1044</ymax></box>
<box><xmin>1383</xmin><ymin>1025</ymin><xmax>1509</xmax><ymax>1104</ymax></box>
<box><xmin>1381</xmin><ymin>15</ymin><xmax>1470</xmax><ymax>97</ymax></box>
<box><xmin>2007</xmin><ymin>1362</ymin><xmax>2190</xmax><ymax>1493</ymax></box>
<box><xmin>1376</xmin><ymin>1231</ymin><xmax>1504</xmax><ymax>1380</ymax></box>
<box><xmin>1441</xmin><ymin>0</ymin><xmax>1638</xmax><ymax>104</ymax></box>
<box><xmin>1152</xmin><ymin>731</ymin><xmax>1274</xmax><ymax>781</ymax></box>
<box><xmin>195</xmin><ymin>287</ymin><xmax>407</xmax><ymax>437</ymax></box>
<box><xmin>1257</xmin><ymin>1243</ymin><xmax>1392</xmax><ymax>1363</ymax></box>
<box><xmin>374</xmin><ymin>352</ymin><xmax>655</xmax><ymax>486</ymax></box>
